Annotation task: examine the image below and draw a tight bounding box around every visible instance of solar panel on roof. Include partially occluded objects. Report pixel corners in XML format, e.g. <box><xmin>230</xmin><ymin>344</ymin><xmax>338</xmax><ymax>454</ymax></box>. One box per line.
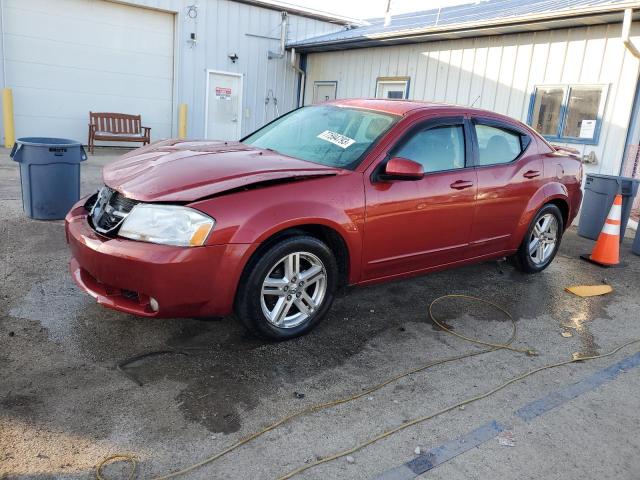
<box><xmin>288</xmin><ymin>0</ymin><xmax>631</xmax><ymax>48</ymax></box>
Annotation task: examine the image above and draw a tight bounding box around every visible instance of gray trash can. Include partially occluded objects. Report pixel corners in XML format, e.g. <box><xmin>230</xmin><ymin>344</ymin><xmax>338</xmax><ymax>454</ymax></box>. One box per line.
<box><xmin>578</xmin><ymin>173</ymin><xmax>640</xmax><ymax>242</ymax></box>
<box><xmin>10</xmin><ymin>137</ymin><xmax>87</xmax><ymax>220</ymax></box>
<box><xmin>633</xmin><ymin>227</ymin><xmax>640</xmax><ymax>256</ymax></box>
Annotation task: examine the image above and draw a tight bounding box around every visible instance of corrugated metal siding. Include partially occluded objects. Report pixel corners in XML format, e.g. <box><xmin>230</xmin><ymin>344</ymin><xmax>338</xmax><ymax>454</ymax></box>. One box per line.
<box><xmin>0</xmin><ymin>0</ymin><xmax>344</xmax><ymax>142</ymax></box>
<box><xmin>304</xmin><ymin>23</ymin><xmax>640</xmax><ymax>175</ymax></box>
<box><xmin>123</xmin><ymin>0</ymin><xmax>344</xmax><ymax>137</ymax></box>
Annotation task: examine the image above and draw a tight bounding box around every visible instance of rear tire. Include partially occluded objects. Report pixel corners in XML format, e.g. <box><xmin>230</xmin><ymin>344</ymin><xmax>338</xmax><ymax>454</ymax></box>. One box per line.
<box><xmin>235</xmin><ymin>235</ymin><xmax>338</xmax><ymax>340</ymax></box>
<box><xmin>512</xmin><ymin>204</ymin><xmax>564</xmax><ymax>273</ymax></box>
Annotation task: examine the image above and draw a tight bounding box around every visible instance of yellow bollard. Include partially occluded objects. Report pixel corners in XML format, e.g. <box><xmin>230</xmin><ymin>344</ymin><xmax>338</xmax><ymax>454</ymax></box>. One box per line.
<box><xmin>178</xmin><ymin>103</ymin><xmax>187</xmax><ymax>139</ymax></box>
<box><xmin>2</xmin><ymin>88</ymin><xmax>16</xmax><ymax>148</ymax></box>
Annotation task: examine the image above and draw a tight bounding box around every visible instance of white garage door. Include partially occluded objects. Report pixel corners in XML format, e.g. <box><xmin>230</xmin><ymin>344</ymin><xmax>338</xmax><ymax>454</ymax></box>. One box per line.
<box><xmin>4</xmin><ymin>0</ymin><xmax>174</xmax><ymax>143</ymax></box>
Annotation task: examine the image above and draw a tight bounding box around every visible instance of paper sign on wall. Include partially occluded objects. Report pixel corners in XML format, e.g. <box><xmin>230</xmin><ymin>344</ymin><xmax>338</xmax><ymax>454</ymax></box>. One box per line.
<box><xmin>215</xmin><ymin>87</ymin><xmax>232</xmax><ymax>100</ymax></box>
<box><xmin>579</xmin><ymin>119</ymin><xmax>596</xmax><ymax>139</ymax></box>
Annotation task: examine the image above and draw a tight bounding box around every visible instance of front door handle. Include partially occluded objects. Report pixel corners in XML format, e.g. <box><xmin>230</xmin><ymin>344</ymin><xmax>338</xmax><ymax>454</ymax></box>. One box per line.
<box><xmin>523</xmin><ymin>170</ymin><xmax>541</xmax><ymax>179</ymax></box>
<box><xmin>450</xmin><ymin>180</ymin><xmax>474</xmax><ymax>190</ymax></box>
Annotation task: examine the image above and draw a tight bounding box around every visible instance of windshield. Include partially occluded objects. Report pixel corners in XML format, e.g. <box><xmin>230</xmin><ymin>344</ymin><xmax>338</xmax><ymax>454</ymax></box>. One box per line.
<box><xmin>242</xmin><ymin>105</ymin><xmax>398</xmax><ymax>169</ymax></box>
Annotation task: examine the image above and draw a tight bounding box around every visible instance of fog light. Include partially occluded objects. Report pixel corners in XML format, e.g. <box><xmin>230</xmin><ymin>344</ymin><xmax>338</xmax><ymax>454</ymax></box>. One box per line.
<box><xmin>150</xmin><ymin>297</ymin><xmax>160</xmax><ymax>312</ymax></box>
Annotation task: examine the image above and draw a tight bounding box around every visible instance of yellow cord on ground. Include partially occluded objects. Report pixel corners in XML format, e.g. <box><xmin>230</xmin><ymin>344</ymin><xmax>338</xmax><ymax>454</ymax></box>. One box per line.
<box><xmin>96</xmin><ymin>454</ymin><xmax>137</xmax><ymax>480</ymax></box>
<box><xmin>429</xmin><ymin>294</ymin><xmax>538</xmax><ymax>356</ymax></box>
<box><xmin>96</xmin><ymin>295</ymin><xmax>639</xmax><ymax>480</ymax></box>
<box><xmin>276</xmin><ymin>318</ymin><xmax>640</xmax><ymax>478</ymax></box>
<box><xmin>145</xmin><ymin>294</ymin><xmax>526</xmax><ymax>480</ymax></box>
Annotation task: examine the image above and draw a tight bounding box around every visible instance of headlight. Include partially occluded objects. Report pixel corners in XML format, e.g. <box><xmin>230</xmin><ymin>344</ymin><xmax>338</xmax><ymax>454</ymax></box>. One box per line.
<box><xmin>119</xmin><ymin>204</ymin><xmax>215</xmax><ymax>247</ymax></box>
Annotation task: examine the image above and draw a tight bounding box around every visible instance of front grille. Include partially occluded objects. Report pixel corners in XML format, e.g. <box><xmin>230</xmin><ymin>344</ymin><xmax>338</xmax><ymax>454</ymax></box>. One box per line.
<box><xmin>88</xmin><ymin>186</ymin><xmax>138</xmax><ymax>234</ymax></box>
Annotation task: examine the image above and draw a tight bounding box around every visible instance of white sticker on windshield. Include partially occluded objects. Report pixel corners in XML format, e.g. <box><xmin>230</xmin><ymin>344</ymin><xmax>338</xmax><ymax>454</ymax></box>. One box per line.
<box><xmin>317</xmin><ymin>130</ymin><xmax>356</xmax><ymax>149</ymax></box>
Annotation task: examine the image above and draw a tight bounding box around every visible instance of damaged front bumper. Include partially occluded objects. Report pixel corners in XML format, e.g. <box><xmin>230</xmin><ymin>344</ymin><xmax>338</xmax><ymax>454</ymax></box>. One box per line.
<box><xmin>65</xmin><ymin>200</ymin><xmax>251</xmax><ymax>318</ymax></box>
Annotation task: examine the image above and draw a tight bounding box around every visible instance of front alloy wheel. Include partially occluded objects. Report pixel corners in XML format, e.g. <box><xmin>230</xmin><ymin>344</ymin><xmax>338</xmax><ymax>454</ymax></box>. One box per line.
<box><xmin>235</xmin><ymin>235</ymin><xmax>338</xmax><ymax>340</ymax></box>
<box><xmin>261</xmin><ymin>252</ymin><xmax>327</xmax><ymax>328</ymax></box>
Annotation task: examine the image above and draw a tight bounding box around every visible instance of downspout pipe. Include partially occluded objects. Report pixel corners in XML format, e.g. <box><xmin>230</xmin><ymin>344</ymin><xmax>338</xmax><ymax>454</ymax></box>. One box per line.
<box><xmin>268</xmin><ymin>12</ymin><xmax>287</xmax><ymax>59</ymax></box>
<box><xmin>290</xmin><ymin>47</ymin><xmax>305</xmax><ymax>108</ymax></box>
<box><xmin>623</xmin><ymin>8</ymin><xmax>640</xmax><ymax>59</ymax></box>
<box><xmin>620</xmin><ymin>8</ymin><xmax>640</xmax><ymax>175</ymax></box>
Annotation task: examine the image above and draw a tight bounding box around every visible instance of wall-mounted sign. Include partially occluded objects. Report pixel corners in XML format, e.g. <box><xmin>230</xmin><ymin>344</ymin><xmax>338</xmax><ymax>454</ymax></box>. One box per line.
<box><xmin>215</xmin><ymin>87</ymin><xmax>232</xmax><ymax>100</ymax></box>
<box><xmin>579</xmin><ymin>119</ymin><xmax>596</xmax><ymax>139</ymax></box>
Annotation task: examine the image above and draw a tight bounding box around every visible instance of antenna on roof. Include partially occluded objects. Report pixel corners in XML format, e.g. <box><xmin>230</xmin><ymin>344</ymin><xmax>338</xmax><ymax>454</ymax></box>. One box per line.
<box><xmin>384</xmin><ymin>0</ymin><xmax>392</xmax><ymax>26</ymax></box>
<box><xmin>470</xmin><ymin>95</ymin><xmax>480</xmax><ymax>107</ymax></box>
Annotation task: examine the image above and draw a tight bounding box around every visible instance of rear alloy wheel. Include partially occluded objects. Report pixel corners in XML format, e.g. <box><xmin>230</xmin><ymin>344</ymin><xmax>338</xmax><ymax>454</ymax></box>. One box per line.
<box><xmin>235</xmin><ymin>236</ymin><xmax>338</xmax><ymax>340</ymax></box>
<box><xmin>513</xmin><ymin>204</ymin><xmax>564</xmax><ymax>273</ymax></box>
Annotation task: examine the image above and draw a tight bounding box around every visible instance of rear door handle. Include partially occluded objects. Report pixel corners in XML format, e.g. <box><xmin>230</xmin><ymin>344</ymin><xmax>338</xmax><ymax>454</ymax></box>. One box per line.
<box><xmin>450</xmin><ymin>180</ymin><xmax>474</xmax><ymax>190</ymax></box>
<box><xmin>523</xmin><ymin>170</ymin><xmax>541</xmax><ymax>179</ymax></box>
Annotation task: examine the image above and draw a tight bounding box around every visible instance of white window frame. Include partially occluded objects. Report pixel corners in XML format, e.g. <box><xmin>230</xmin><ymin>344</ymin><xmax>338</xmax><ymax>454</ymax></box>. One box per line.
<box><xmin>375</xmin><ymin>77</ymin><xmax>410</xmax><ymax>100</ymax></box>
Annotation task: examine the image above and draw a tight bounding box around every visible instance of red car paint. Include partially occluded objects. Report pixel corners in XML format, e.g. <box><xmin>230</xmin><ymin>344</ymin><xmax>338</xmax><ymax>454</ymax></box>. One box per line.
<box><xmin>65</xmin><ymin>99</ymin><xmax>582</xmax><ymax>318</ymax></box>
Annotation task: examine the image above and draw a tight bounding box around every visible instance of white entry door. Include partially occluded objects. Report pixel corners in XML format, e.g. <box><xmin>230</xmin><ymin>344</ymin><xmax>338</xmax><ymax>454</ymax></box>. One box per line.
<box><xmin>205</xmin><ymin>70</ymin><xmax>243</xmax><ymax>140</ymax></box>
<box><xmin>313</xmin><ymin>81</ymin><xmax>337</xmax><ymax>104</ymax></box>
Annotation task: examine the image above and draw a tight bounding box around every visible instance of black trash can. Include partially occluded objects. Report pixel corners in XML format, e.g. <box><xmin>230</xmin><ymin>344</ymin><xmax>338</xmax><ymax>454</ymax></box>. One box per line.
<box><xmin>10</xmin><ymin>137</ymin><xmax>87</xmax><ymax>220</ymax></box>
<box><xmin>577</xmin><ymin>174</ymin><xmax>640</xmax><ymax>242</ymax></box>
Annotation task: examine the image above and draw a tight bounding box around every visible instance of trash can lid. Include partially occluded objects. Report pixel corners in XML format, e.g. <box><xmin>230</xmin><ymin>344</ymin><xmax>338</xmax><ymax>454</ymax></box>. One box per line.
<box><xmin>586</xmin><ymin>173</ymin><xmax>640</xmax><ymax>183</ymax></box>
<box><xmin>15</xmin><ymin>137</ymin><xmax>82</xmax><ymax>147</ymax></box>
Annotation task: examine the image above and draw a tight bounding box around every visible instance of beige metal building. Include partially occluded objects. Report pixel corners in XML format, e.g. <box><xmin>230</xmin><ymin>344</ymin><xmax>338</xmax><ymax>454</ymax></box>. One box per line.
<box><xmin>291</xmin><ymin>1</ymin><xmax>640</xmax><ymax>180</ymax></box>
<box><xmin>0</xmin><ymin>0</ymin><xmax>353</xmax><ymax>143</ymax></box>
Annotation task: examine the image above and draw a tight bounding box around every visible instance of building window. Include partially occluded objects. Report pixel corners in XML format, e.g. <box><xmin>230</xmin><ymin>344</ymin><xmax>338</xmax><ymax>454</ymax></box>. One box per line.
<box><xmin>376</xmin><ymin>77</ymin><xmax>410</xmax><ymax>100</ymax></box>
<box><xmin>528</xmin><ymin>84</ymin><xmax>608</xmax><ymax>144</ymax></box>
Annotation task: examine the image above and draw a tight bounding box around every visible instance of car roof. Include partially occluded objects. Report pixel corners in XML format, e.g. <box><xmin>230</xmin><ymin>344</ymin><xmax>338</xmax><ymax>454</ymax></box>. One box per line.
<box><xmin>325</xmin><ymin>98</ymin><xmax>517</xmax><ymax>120</ymax></box>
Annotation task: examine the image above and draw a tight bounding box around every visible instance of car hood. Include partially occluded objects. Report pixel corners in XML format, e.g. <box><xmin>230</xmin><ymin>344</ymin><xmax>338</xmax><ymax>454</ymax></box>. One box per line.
<box><xmin>103</xmin><ymin>139</ymin><xmax>342</xmax><ymax>202</ymax></box>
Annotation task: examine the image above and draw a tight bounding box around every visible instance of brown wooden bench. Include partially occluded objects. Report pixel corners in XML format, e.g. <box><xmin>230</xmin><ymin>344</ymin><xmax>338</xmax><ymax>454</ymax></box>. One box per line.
<box><xmin>88</xmin><ymin>112</ymin><xmax>151</xmax><ymax>153</ymax></box>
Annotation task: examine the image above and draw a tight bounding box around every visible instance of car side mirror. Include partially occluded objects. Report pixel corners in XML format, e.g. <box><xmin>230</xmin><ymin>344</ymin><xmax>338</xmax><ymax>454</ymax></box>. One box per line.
<box><xmin>384</xmin><ymin>157</ymin><xmax>424</xmax><ymax>180</ymax></box>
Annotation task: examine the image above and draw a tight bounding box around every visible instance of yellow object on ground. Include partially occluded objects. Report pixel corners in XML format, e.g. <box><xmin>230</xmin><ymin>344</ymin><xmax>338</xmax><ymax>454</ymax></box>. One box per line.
<box><xmin>565</xmin><ymin>285</ymin><xmax>613</xmax><ymax>297</ymax></box>
<box><xmin>2</xmin><ymin>88</ymin><xmax>15</xmax><ymax>148</ymax></box>
<box><xmin>178</xmin><ymin>103</ymin><xmax>187</xmax><ymax>139</ymax></box>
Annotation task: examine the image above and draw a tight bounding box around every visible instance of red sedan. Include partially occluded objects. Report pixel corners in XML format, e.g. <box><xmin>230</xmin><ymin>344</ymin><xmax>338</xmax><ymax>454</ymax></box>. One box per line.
<box><xmin>66</xmin><ymin>99</ymin><xmax>582</xmax><ymax>339</ymax></box>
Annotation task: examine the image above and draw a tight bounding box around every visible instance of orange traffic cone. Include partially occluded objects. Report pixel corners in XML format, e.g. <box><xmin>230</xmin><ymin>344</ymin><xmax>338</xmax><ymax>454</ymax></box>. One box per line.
<box><xmin>581</xmin><ymin>194</ymin><xmax>622</xmax><ymax>267</ymax></box>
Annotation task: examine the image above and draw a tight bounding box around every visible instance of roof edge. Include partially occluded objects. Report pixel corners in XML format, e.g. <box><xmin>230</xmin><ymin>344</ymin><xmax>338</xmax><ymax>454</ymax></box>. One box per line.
<box><xmin>289</xmin><ymin>1</ymin><xmax>640</xmax><ymax>50</ymax></box>
<box><xmin>232</xmin><ymin>0</ymin><xmax>366</xmax><ymax>25</ymax></box>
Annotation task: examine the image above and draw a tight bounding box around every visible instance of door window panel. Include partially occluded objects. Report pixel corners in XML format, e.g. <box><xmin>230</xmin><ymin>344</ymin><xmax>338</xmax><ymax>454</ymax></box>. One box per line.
<box><xmin>475</xmin><ymin>124</ymin><xmax>523</xmax><ymax>165</ymax></box>
<box><xmin>313</xmin><ymin>81</ymin><xmax>337</xmax><ymax>104</ymax></box>
<box><xmin>394</xmin><ymin>125</ymin><xmax>465</xmax><ymax>173</ymax></box>
<box><xmin>530</xmin><ymin>86</ymin><xmax>565</xmax><ymax>136</ymax></box>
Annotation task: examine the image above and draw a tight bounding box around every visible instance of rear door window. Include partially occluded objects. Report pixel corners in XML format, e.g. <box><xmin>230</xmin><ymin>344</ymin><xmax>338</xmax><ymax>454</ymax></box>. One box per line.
<box><xmin>474</xmin><ymin>123</ymin><xmax>529</xmax><ymax>166</ymax></box>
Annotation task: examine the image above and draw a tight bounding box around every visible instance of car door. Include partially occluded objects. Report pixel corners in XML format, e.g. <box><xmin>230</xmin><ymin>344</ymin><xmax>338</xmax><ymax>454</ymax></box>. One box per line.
<box><xmin>467</xmin><ymin>117</ymin><xmax>544</xmax><ymax>257</ymax></box>
<box><xmin>361</xmin><ymin>116</ymin><xmax>478</xmax><ymax>281</ymax></box>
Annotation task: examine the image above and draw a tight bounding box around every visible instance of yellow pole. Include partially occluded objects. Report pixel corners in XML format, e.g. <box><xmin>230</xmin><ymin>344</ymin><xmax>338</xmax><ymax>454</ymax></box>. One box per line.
<box><xmin>2</xmin><ymin>88</ymin><xmax>15</xmax><ymax>148</ymax></box>
<box><xmin>178</xmin><ymin>103</ymin><xmax>187</xmax><ymax>139</ymax></box>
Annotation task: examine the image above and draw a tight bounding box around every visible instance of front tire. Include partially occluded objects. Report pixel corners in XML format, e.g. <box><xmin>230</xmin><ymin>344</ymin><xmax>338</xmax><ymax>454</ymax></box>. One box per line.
<box><xmin>235</xmin><ymin>235</ymin><xmax>338</xmax><ymax>340</ymax></box>
<box><xmin>513</xmin><ymin>204</ymin><xmax>564</xmax><ymax>273</ymax></box>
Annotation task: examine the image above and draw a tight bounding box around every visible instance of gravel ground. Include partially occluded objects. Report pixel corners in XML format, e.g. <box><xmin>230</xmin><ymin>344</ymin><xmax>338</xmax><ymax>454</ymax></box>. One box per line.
<box><xmin>1</xmin><ymin>148</ymin><xmax>639</xmax><ymax>480</ymax></box>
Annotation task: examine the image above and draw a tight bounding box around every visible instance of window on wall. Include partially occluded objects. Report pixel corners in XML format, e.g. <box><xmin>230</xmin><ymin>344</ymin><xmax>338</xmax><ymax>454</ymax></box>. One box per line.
<box><xmin>376</xmin><ymin>77</ymin><xmax>410</xmax><ymax>99</ymax></box>
<box><xmin>528</xmin><ymin>84</ymin><xmax>608</xmax><ymax>144</ymax></box>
